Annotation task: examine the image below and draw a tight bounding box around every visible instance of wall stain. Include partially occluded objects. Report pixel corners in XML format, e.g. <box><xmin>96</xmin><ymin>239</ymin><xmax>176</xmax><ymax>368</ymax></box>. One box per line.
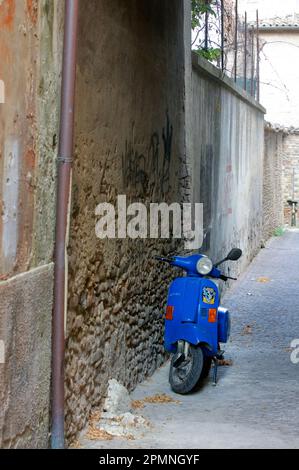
<box><xmin>0</xmin><ymin>0</ymin><xmax>15</xmax><ymax>30</ymax></box>
<box><xmin>26</xmin><ymin>0</ymin><xmax>38</xmax><ymax>25</ymax></box>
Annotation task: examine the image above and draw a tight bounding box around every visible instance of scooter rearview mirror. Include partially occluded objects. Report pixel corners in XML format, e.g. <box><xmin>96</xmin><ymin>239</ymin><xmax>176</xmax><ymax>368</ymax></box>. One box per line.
<box><xmin>226</xmin><ymin>248</ymin><xmax>242</xmax><ymax>261</ymax></box>
<box><xmin>215</xmin><ymin>248</ymin><xmax>242</xmax><ymax>267</ymax></box>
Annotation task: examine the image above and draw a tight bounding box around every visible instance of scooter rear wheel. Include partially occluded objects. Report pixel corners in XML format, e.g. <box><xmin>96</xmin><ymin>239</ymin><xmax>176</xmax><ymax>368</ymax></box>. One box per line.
<box><xmin>169</xmin><ymin>345</ymin><xmax>204</xmax><ymax>394</ymax></box>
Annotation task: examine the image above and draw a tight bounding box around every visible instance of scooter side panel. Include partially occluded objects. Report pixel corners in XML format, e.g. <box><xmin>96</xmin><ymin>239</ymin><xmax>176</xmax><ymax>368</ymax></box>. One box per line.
<box><xmin>167</xmin><ymin>277</ymin><xmax>202</xmax><ymax>323</ymax></box>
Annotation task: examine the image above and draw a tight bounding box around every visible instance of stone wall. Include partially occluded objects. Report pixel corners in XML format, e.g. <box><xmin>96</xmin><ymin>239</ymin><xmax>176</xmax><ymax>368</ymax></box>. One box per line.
<box><xmin>65</xmin><ymin>0</ymin><xmax>190</xmax><ymax>443</ymax></box>
<box><xmin>263</xmin><ymin>124</ymin><xmax>285</xmax><ymax>240</ymax></box>
<box><xmin>0</xmin><ymin>0</ymin><xmax>63</xmax><ymax>448</ymax></box>
<box><xmin>191</xmin><ymin>54</ymin><xmax>265</xmax><ymax>273</ymax></box>
<box><xmin>282</xmin><ymin>131</ymin><xmax>299</xmax><ymax>225</ymax></box>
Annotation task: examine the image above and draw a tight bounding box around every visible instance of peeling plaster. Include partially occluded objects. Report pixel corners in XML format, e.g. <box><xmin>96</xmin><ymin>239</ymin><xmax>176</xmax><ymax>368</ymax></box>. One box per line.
<box><xmin>1</xmin><ymin>137</ymin><xmax>20</xmax><ymax>274</ymax></box>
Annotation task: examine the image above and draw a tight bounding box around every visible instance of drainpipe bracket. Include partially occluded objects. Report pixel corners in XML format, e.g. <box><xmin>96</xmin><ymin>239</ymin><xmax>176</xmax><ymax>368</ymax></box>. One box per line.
<box><xmin>57</xmin><ymin>155</ymin><xmax>73</xmax><ymax>164</ymax></box>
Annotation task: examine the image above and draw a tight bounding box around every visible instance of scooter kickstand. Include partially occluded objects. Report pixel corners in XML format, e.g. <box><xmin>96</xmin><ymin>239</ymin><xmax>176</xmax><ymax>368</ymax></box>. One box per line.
<box><xmin>212</xmin><ymin>358</ymin><xmax>218</xmax><ymax>386</ymax></box>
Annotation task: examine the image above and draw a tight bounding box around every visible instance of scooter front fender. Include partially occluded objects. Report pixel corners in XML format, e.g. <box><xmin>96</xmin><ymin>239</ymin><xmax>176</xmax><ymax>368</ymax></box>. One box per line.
<box><xmin>164</xmin><ymin>323</ymin><xmax>217</xmax><ymax>355</ymax></box>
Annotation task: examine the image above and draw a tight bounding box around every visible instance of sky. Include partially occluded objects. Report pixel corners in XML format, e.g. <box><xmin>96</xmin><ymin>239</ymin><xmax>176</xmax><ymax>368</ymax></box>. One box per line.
<box><xmin>238</xmin><ymin>0</ymin><xmax>299</xmax><ymax>21</ymax></box>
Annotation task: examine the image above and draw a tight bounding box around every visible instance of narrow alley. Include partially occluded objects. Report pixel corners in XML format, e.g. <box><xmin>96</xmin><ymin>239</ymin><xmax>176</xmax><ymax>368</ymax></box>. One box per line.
<box><xmin>80</xmin><ymin>230</ymin><xmax>299</xmax><ymax>449</ymax></box>
<box><xmin>1</xmin><ymin>0</ymin><xmax>299</xmax><ymax>454</ymax></box>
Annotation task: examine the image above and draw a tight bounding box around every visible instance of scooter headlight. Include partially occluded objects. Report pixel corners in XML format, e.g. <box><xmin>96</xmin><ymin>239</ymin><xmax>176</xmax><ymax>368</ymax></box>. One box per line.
<box><xmin>196</xmin><ymin>256</ymin><xmax>213</xmax><ymax>275</ymax></box>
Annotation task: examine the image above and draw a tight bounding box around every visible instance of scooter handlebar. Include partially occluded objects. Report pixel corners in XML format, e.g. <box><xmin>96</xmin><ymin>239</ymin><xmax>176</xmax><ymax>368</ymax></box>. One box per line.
<box><xmin>220</xmin><ymin>274</ymin><xmax>237</xmax><ymax>281</ymax></box>
<box><xmin>154</xmin><ymin>256</ymin><xmax>238</xmax><ymax>280</ymax></box>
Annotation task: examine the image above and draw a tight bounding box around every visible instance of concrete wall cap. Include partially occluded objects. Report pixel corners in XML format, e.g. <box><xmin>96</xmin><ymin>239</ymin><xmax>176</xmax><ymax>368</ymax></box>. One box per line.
<box><xmin>192</xmin><ymin>52</ymin><xmax>266</xmax><ymax>115</ymax></box>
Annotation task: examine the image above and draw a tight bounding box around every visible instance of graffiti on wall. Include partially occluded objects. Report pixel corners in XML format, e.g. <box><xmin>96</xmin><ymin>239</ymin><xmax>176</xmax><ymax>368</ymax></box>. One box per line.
<box><xmin>121</xmin><ymin>112</ymin><xmax>173</xmax><ymax>198</ymax></box>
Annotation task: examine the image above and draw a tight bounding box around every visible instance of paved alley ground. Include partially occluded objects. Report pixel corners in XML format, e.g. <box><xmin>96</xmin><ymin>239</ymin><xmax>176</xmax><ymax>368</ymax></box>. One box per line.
<box><xmin>81</xmin><ymin>230</ymin><xmax>299</xmax><ymax>449</ymax></box>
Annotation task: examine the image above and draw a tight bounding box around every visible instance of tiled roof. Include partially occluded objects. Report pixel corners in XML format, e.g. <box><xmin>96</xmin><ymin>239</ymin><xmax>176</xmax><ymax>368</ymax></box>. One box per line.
<box><xmin>255</xmin><ymin>14</ymin><xmax>299</xmax><ymax>29</ymax></box>
<box><xmin>260</xmin><ymin>13</ymin><xmax>299</xmax><ymax>29</ymax></box>
<box><xmin>265</xmin><ymin>121</ymin><xmax>299</xmax><ymax>134</ymax></box>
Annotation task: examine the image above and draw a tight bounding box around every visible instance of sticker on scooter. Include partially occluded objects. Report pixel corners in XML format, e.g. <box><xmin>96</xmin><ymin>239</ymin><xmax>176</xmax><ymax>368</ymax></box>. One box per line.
<box><xmin>202</xmin><ymin>287</ymin><xmax>216</xmax><ymax>304</ymax></box>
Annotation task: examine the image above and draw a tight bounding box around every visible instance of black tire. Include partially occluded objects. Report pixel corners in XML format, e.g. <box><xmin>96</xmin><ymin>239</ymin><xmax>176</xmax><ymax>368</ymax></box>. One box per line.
<box><xmin>200</xmin><ymin>356</ymin><xmax>212</xmax><ymax>379</ymax></box>
<box><xmin>169</xmin><ymin>345</ymin><xmax>204</xmax><ymax>394</ymax></box>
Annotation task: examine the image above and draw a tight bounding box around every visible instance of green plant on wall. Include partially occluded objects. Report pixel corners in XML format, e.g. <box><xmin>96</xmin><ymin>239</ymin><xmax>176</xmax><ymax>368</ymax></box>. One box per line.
<box><xmin>199</xmin><ymin>47</ymin><xmax>221</xmax><ymax>61</ymax></box>
<box><xmin>192</xmin><ymin>0</ymin><xmax>221</xmax><ymax>62</ymax></box>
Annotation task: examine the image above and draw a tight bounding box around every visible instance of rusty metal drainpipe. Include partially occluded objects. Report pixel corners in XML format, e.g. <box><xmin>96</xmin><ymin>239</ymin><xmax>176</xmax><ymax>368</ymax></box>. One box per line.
<box><xmin>51</xmin><ymin>0</ymin><xmax>79</xmax><ymax>449</ymax></box>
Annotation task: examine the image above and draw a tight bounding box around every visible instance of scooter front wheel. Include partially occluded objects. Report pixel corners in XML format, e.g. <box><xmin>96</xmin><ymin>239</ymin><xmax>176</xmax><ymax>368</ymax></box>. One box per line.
<box><xmin>169</xmin><ymin>344</ymin><xmax>204</xmax><ymax>394</ymax></box>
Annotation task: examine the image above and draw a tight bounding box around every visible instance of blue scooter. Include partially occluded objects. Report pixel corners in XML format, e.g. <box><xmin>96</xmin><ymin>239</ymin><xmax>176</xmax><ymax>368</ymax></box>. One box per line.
<box><xmin>155</xmin><ymin>248</ymin><xmax>242</xmax><ymax>394</ymax></box>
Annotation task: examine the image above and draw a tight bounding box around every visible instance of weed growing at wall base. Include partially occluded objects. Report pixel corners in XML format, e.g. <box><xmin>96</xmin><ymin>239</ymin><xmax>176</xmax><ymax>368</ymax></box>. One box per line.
<box><xmin>274</xmin><ymin>226</ymin><xmax>285</xmax><ymax>237</ymax></box>
<box><xmin>95</xmin><ymin>195</ymin><xmax>204</xmax><ymax>249</ymax></box>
